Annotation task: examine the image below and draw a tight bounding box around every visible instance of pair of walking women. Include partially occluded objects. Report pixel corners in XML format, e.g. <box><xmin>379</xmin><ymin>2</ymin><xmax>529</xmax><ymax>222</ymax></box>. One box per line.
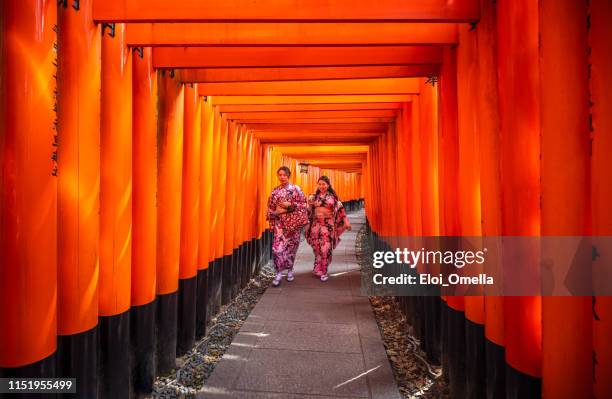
<box><xmin>266</xmin><ymin>166</ymin><xmax>351</xmax><ymax>286</ymax></box>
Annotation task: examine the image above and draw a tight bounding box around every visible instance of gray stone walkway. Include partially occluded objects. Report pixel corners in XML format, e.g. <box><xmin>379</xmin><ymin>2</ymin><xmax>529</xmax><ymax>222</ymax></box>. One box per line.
<box><xmin>197</xmin><ymin>210</ymin><xmax>401</xmax><ymax>399</ymax></box>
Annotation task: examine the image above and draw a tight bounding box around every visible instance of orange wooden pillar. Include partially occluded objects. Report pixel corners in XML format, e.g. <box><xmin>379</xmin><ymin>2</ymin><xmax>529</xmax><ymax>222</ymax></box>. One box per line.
<box><xmin>539</xmin><ymin>1</ymin><xmax>592</xmax><ymax>398</ymax></box>
<box><xmin>398</xmin><ymin>103</ymin><xmax>413</xmax><ymax>234</ymax></box>
<box><xmin>401</xmin><ymin>97</ymin><xmax>418</xmax><ymax>357</ymax></box>
<box><xmin>208</xmin><ymin>106</ymin><xmax>224</xmax><ymax>315</ymax></box>
<box><xmin>475</xmin><ymin>0</ymin><xmax>505</xmax><ymax>396</ymax></box>
<box><xmin>177</xmin><ymin>83</ymin><xmax>201</xmax><ymax>356</ymax></box>
<box><xmin>419</xmin><ymin>81</ymin><xmax>440</xmax><ymax>238</ymax></box>
<box><xmin>252</xmin><ymin>138</ymin><xmax>266</xmax><ymax>276</ymax></box>
<box><xmin>99</xmin><ymin>22</ymin><xmax>133</xmax><ymax>398</ymax></box>
<box><xmin>0</xmin><ymin>0</ymin><xmax>58</xmax><ymax>377</ymax></box>
<box><xmin>590</xmin><ymin>1</ymin><xmax>612</xmax><ymax>397</ymax></box>
<box><xmin>247</xmin><ymin>134</ymin><xmax>257</xmax><ymax>277</ymax></box>
<box><xmin>383</xmin><ymin>122</ymin><xmax>399</xmax><ymax>252</ymax></box>
<box><xmin>418</xmin><ymin>79</ymin><xmax>441</xmax><ymax>364</ymax></box>
<box><xmin>418</xmin><ymin>80</ymin><xmax>442</xmax><ymax>366</ymax></box>
<box><xmin>438</xmin><ymin>45</ymin><xmax>466</xmax><ymax>397</ymax></box>
<box><xmin>214</xmin><ymin>115</ymin><xmax>229</xmax><ymax>310</ymax></box>
<box><xmin>259</xmin><ymin>144</ymin><xmax>272</xmax><ymax>268</ymax></box>
<box><xmin>131</xmin><ymin>46</ymin><xmax>158</xmax><ymax>395</ymax></box>
<box><xmin>55</xmin><ymin>0</ymin><xmax>101</xmax><ymax>396</ymax></box>
<box><xmin>238</xmin><ymin>130</ymin><xmax>253</xmax><ymax>290</ymax></box>
<box><xmin>497</xmin><ymin>1</ymin><xmax>542</xmax><ymax>397</ymax></box>
<box><xmin>197</xmin><ymin>96</ymin><xmax>214</xmax><ymax>338</ymax></box>
<box><xmin>156</xmin><ymin>71</ymin><xmax>184</xmax><ymax>374</ymax></box>
<box><xmin>233</xmin><ymin>126</ymin><xmax>246</xmax><ymax>296</ymax></box>
<box><xmin>222</xmin><ymin>121</ymin><xmax>238</xmax><ymax>304</ymax></box>
<box><xmin>456</xmin><ymin>23</ymin><xmax>486</xmax><ymax>399</ymax></box>
<box><xmin>239</xmin><ymin>130</ymin><xmax>248</xmax><ymax>285</ymax></box>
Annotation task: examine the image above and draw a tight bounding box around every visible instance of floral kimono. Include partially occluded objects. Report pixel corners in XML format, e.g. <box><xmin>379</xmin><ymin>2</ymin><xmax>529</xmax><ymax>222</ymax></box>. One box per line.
<box><xmin>305</xmin><ymin>192</ymin><xmax>349</xmax><ymax>276</ymax></box>
<box><xmin>266</xmin><ymin>183</ymin><xmax>308</xmax><ymax>272</ymax></box>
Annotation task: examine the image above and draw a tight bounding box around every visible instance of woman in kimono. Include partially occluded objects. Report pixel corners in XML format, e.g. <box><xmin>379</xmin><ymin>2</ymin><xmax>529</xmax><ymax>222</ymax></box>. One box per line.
<box><xmin>305</xmin><ymin>176</ymin><xmax>352</xmax><ymax>281</ymax></box>
<box><xmin>266</xmin><ymin>166</ymin><xmax>308</xmax><ymax>286</ymax></box>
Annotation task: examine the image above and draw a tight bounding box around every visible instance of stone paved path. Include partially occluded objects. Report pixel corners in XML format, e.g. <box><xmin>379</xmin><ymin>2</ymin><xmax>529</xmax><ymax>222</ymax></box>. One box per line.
<box><xmin>197</xmin><ymin>210</ymin><xmax>401</xmax><ymax>399</ymax></box>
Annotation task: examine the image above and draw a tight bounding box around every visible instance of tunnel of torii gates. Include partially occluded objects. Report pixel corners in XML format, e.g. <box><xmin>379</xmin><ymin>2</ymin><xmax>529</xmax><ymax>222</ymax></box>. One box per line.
<box><xmin>1</xmin><ymin>0</ymin><xmax>612</xmax><ymax>398</ymax></box>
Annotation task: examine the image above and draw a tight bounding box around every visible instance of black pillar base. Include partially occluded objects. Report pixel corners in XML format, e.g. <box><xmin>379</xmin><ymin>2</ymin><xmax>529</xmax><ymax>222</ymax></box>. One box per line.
<box><xmin>205</xmin><ymin>262</ymin><xmax>215</xmax><ymax>324</ymax></box>
<box><xmin>177</xmin><ymin>276</ymin><xmax>197</xmax><ymax>357</ymax></box>
<box><xmin>0</xmin><ymin>352</ymin><xmax>57</xmax><ymax>399</ymax></box>
<box><xmin>447</xmin><ymin>306</ymin><xmax>466</xmax><ymax>398</ymax></box>
<box><xmin>266</xmin><ymin>230</ymin><xmax>273</xmax><ymax>263</ymax></box>
<box><xmin>196</xmin><ymin>268</ymin><xmax>209</xmax><ymax>339</ymax></box>
<box><xmin>441</xmin><ymin>301</ymin><xmax>450</xmax><ymax>383</ymax></box>
<box><xmin>212</xmin><ymin>258</ymin><xmax>222</xmax><ymax>315</ymax></box>
<box><xmin>465</xmin><ymin>319</ymin><xmax>486</xmax><ymax>399</ymax></box>
<box><xmin>99</xmin><ymin>311</ymin><xmax>131</xmax><ymax>399</ymax></box>
<box><xmin>221</xmin><ymin>253</ymin><xmax>233</xmax><ymax>306</ymax></box>
<box><xmin>57</xmin><ymin>326</ymin><xmax>98</xmax><ymax>399</ymax></box>
<box><xmin>241</xmin><ymin>241</ymin><xmax>250</xmax><ymax>289</ymax></box>
<box><xmin>231</xmin><ymin>247</ymin><xmax>240</xmax><ymax>300</ymax></box>
<box><xmin>156</xmin><ymin>292</ymin><xmax>177</xmax><ymax>375</ymax></box>
<box><xmin>254</xmin><ymin>236</ymin><xmax>262</xmax><ymax>275</ymax></box>
<box><xmin>423</xmin><ymin>296</ymin><xmax>441</xmax><ymax>364</ymax></box>
<box><xmin>505</xmin><ymin>363</ymin><xmax>541</xmax><ymax>399</ymax></box>
<box><xmin>130</xmin><ymin>300</ymin><xmax>156</xmax><ymax>396</ymax></box>
<box><xmin>485</xmin><ymin>338</ymin><xmax>506</xmax><ymax>399</ymax></box>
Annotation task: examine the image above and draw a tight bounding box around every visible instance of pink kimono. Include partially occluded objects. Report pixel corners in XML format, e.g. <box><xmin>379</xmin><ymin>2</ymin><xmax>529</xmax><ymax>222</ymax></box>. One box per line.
<box><xmin>305</xmin><ymin>192</ymin><xmax>350</xmax><ymax>276</ymax></box>
<box><xmin>266</xmin><ymin>183</ymin><xmax>308</xmax><ymax>272</ymax></box>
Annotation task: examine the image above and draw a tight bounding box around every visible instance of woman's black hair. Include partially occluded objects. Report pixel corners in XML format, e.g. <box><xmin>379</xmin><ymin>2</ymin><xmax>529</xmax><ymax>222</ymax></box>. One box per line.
<box><xmin>315</xmin><ymin>175</ymin><xmax>339</xmax><ymax>199</ymax></box>
<box><xmin>277</xmin><ymin>166</ymin><xmax>291</xmax><ymax>177</ymax></box>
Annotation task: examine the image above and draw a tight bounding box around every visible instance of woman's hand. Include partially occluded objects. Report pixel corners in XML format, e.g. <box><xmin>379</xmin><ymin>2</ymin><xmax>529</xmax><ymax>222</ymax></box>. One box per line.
<box><xmin>280</xmin><ymin>201</ymin><xmax>292</xmax><ymax>208</ymax></box>
<box><xmin>275</xmin><ymin>206</ymin><xmax>288</xmax><ymax>215</ymax></box>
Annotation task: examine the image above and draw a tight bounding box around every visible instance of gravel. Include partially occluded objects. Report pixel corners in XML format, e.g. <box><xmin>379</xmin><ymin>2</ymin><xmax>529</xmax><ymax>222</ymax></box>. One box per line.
<box><xmin>149</xmin><ymin>262</ymin><xmax>276</xmax><ymax>399</ymax></box>
<box><xmin>355</xmin><ymin>226</ymin><xmax>450</xmax><ymax>399</ymax></box>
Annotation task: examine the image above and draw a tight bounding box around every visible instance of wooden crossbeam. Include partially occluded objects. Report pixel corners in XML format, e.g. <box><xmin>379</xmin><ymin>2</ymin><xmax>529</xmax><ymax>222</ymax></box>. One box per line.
<box><xmin>197</xmin><ymin>78</ymin><xmax>420</xmax><ymax>96</ymax></box>
<box><xmin>93</xmin><ymin>0</ymin><xmax>479</xmax><ymax>22</ymax></box>
<box><xmin>126</xmin><ymin>23</ymin><xmax>457</xmax><ymax>46</ymax></box>
<box><xmin>210</xmin><ymin>95</ymin><xmax>414</xmax><ymax>105</ymax></box>
<box><xmin>245</xmin><ymin>122</ymin><xmax>388</xmax><ymax>131</ymax></box>
<box><xmin>222</xmin><ymin>110</ymin><xmax>397</xmax><ymax>120</ymax></box>
<box><xmin>216</xmin><ymin>103</ymin><xmax>403</xmax><ymax>112</ymax></box>
<box><xmin>153</xmin><ymin>46</ymin><xmax>443</xmax><ymax>68</ymax></box>
<box><xmin>180</xmin><ymin>65</ymin><xmax>439</xmax><ymax>83</ymax></box>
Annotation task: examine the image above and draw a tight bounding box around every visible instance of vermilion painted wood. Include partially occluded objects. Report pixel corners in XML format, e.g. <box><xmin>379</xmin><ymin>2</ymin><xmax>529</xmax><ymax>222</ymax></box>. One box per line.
<box><xmin>179</xmin><ymin>84</ymin><xmax>201</xmax><ymax>280</ymax></box>
<box><xmin>590</xmin><ymin>0</ymin><xmax>612</xmax><ymax>397</ymax></box>
<box><xmin>456</xmin><ymin>24</ymin><xmax>484</xmax><ymax>325</ymax></box>
<box><xmin>126</xmin><ymin>22</ymin><xmax>457</xmax><ymax>46</ymax></box>
<box><xmin>0</xmin><ymin>0</ymin><xmax>58</xmax><ymax>367</ymax></box>
<box><xmin>476</xmin><ymin>0</ymin><xmax>504</xmax><ymax>349</ymax></box>
<box><xmin>57</xmin><ymin>0</ymin><xmax>102</xmax><ymax>333</ymax></box>
<box><xmin>180</xmin><ymin>65</ymin><xmax>439</xmax><ymax>83</ymax></box>
<box><xmin>245</xmin><ymin>122</ymin><xmax>387</xmax><ymax>132</ymax></box>
<box><xmin>153</xmin><ymin>46</ymin><xmax>443</xmax><ymax>68</ymax></box>
<box><xmin>132</xmin><ymin>47</ymin><xmax>159</xmax><ymax>306</ymax></box>
<box><xmin>218</xmin><ymin>103</ymin><xmax>403</xmax><ymax>112</ymax></box>
<box><xmin>99</xmin><ymin>23</ymin><xmax>133</xmax><ymax>317</ymax></box>
<box><xmin>93</xmin><ymin>0</ymin><xmax>479</xmax><ymax>22</ymax></box>
<box><xmin>197</xmin><ymin>78</ymin><xmax>420</xmax><ymax>96</ymax></box>
<box><xmin>198</xmin><ymin>99</ymin><xmax>215</xmax><ymax>265</ymax></box>
<box><xmin>539</xmin><ymin>0</ymin><xmax>592</xmax><ymax>397</ymax></box>
<box><xmin>156</xmin><ymin>73</ymin><xmax>184</xmax><ymax>295</ymax></box>
<box><xmin>211</xmin><ymin>95</ymin><xmax>414</xmax><ymax>105</ymax></box>
<box><xmin>497</xmin><ymin>0</ymin><xmax>542</xmax><ymax>379</ymax></box>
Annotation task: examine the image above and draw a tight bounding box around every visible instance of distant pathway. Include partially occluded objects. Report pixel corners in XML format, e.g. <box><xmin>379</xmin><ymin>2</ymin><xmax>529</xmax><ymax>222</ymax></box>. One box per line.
<box><xmin>198</xmin><ymin>210</ymin><xmax>401</xmax><ymax>399</ymax></box>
